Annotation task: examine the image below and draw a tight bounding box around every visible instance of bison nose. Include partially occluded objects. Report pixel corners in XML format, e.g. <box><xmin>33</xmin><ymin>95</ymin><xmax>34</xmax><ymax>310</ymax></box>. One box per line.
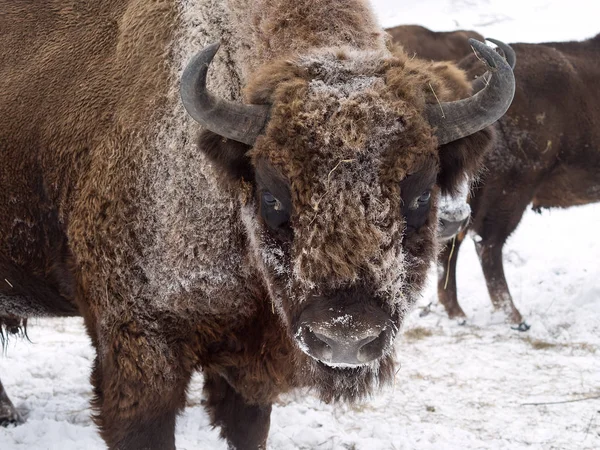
<box><xmin>438</xmin><ymin>216</ymin><xmax>469</xmax><ymax>242</ymax></box>
<box><xmin>295</xmin><ymin>289</ymin><xmax>395</xmax><ymax>367</ymax></box>
<box><xmin>299</xmin><ymin>325</ymin><xmax>388</xmax><ymax>365</ymax></box>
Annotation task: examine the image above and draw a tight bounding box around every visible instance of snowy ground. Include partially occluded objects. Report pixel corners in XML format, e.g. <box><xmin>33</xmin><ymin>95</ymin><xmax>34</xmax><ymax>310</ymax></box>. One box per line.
<box><xmin>2</xmin><ymin>1</ymin><xmax>599</xmax><ymax>449</ymax></box>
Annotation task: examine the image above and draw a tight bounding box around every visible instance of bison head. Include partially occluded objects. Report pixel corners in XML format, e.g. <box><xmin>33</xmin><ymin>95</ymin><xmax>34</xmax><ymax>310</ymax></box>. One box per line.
<box><xmin>181</xmin><ymin>39</ymin><xmax>514</xmax><ymax>400</ymax></box>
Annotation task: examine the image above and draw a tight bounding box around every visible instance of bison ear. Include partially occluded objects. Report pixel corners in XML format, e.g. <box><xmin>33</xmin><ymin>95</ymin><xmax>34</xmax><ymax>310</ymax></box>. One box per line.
<box><xmin>197</xmin><ymin>130</ymin><xmax>254</xmax><ymax>185</ymax></box>
<box><xmin>437</xmin><ymin>126</ymin><xmax>495</xmax><ymax>196</ymax></box>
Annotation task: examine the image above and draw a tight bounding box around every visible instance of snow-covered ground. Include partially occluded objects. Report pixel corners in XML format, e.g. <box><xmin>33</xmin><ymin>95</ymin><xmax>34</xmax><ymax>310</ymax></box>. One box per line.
<box><xmin>2</xmin><ymin>1</ymin><xmax>599</xmax><ymax>449</ymax></box>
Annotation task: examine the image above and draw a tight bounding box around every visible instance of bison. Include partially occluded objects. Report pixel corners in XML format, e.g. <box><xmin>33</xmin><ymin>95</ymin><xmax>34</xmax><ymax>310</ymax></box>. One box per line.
<box><xmin>0</xmin><ymin>1</ymin><xmax>515</xmax><ymax>448</ymax></box>
<box><xmin>392</xmin><ymin>28</ymin><xmax>600</xmax><ymax>326</ymax></box>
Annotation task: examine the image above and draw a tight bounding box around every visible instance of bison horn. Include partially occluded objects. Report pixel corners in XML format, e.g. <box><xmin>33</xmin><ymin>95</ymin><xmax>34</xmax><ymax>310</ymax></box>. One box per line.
<box><xmin>470</xmin><ymin>39</ymin><xmax>516</xmax><ymax>94</ymax></box>
<box><xmin>180</xmin><ymin>42</ymin><xmax>270</xmax><ymax>146</ymax></box>
<box><xmin>486</xmin><ymin>38</ymin><xmax>516</xmax><ymax>69</ymax></box>
<box><xmin>426</xmin><ymin>39</ymin><xmax>515</xmax><ymax>146</ymax></box>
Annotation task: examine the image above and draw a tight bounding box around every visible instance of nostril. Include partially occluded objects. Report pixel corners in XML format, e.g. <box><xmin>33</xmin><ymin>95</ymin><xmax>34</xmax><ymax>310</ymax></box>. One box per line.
<box><xmin>357</xmin><ymin>330</ymin><xmax>387</xmax><ymax>363</ymax></box>
<box><xmin>313</xmin><ymin>332</ymin><xmax>336</xmax><ymax>348</ymax></box>
<box><xmin>303</xmin><ymin>327</ymin><xmax>333</xmax><ymax>362</ymax></box>
<box><xmin>357</xmin><ymin>334</ymin><xmax>378</xmax><ymax>347</ymax></box>
<box><xmin>439</xmin><ymin>218</ymin><xmax>464</xmax><ymax>239</ymax></box>
<box><xmin>439</xmin><ymin>218</ymin><xmax>454</xmax><ymax>232</ymax></box>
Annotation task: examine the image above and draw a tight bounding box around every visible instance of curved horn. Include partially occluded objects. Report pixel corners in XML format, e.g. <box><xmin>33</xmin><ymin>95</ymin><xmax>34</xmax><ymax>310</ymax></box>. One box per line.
<box><xmin>180</xmin><ymin>42</ymin><xmax>270</xmax><ymax>146</ymax></box>
<box><xmin>471</xmin><ymin>39</ymin><xmax>516</xmax><ymax>94</ymax></box>
<box><xmin>426</xmin><ymin>39</ymin><xmax>516</xmax><ymax>146</ymax></box>
<box><xmin>486</xmin><ymin>38</ymin><xmax>516</xmax><ymax>69</ymax></box>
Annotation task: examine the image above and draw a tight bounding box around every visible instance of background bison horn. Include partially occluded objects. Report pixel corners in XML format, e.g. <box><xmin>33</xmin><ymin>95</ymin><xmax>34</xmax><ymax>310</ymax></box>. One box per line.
<box><xmin>487</xmin><ymin>38</ymin><xmax>516</xmax><ymax>69</ymax></box>
<box><xmin>470</xmin><ymin>39</ymin><xmax>517</xmax><ymax>94</ymax></box>
<box><xmin>426</xmin><ymin>38</ymin><xmax>516</xmax><ymax>146</ymax></box>
<box><xmin>180</xmin><ymin>42</ymin><xmax>270</xmax><ymax>146</ymax></box>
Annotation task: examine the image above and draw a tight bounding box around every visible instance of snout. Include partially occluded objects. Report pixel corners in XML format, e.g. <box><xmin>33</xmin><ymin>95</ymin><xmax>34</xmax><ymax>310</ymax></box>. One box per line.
<box><xmin>438</xmin><ymin>216</ymin><xmax>469</xmax><ymax>242</ymax></box>
<box><xmin>438</xmin><ymin>188</ymin><xmax>471</xmax><ymax>242</ymax></box>
<box><xmin>294</xmin><ymin>294</ymin><xmax>393</xmax><ymax>367</ymax></box>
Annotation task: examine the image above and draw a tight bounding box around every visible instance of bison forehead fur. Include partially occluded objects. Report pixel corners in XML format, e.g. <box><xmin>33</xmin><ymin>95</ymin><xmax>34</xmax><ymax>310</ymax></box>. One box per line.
<box><xmin>259</xmin><ymin>54</ymin><xmax>422</xmax><ymax>282</ymax></box>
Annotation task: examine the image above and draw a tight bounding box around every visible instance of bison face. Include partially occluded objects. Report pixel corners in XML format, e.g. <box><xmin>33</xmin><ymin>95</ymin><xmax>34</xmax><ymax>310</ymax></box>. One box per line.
<box><xmin>243</xmin><ymin>63</ymin><xmax>440</xmax><ymax>368</ymax></box>
<box><xmin>182</xmin><ymin>40</ymin><xmax>513</xmax><ymax>400</ymax></box>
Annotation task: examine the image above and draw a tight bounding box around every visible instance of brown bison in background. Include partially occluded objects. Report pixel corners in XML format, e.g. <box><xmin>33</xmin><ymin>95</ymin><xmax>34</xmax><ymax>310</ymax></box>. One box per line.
<box><xmin>391</xmin><ymin>26</ymin><xmax>600</xmax><ymax>327</ymax></box>
<box><xmin>387</xmin><ymin>25</ymin><xmax>484</xmax><ymax>61</ymax></box>
<box><xmin>1</xmin><ymin>1</ymin><xmax>515</xmax><ymax>448</ymax></box>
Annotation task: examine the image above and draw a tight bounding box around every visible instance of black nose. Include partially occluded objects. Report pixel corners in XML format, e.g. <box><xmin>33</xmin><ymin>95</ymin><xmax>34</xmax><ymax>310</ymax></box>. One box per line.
<box><xmin>295</xmin><ymin>297</ymin><xmax>392</xmax><ymax>366</ymax></box>
<box><xmin>298</xmin><ymin>324</ymin><xmax>389</xmax><ymax>365</ymax></box>
<box><xmin>439</xmin><ymin>216</ymin><xmax>469</xmax><ymax>241</ymax></box>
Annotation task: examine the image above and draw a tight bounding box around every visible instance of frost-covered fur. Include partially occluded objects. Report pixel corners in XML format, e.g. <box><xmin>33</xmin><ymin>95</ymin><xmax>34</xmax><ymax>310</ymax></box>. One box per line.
<box><xmin>0</xmin><ymin>1</ymin><xmax>493</xmax><ymax>448</ymax></box>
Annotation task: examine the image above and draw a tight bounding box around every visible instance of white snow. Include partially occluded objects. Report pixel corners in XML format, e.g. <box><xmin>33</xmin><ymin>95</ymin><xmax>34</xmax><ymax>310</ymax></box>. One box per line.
<box><xmin>2</xmin><ymin>1</ymin><xmax>600</xmax><ymax>449</ymax></box>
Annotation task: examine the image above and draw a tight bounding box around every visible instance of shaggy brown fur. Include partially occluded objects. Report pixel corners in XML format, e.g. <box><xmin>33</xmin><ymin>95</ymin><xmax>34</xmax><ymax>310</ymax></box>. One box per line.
<box><xmin>1</xmin><ymin>1</ymin><xmax>495</xmax><ymax>448</ymax></box>
<box><xmin>386</xmin><ymin>25</ymin><xmax>484</xmax><ymax>62</ymax></box>
<box><xmin>434</xmin><ymin>34</ymin><xmax>600</xmax><ymax>322</ymax></box>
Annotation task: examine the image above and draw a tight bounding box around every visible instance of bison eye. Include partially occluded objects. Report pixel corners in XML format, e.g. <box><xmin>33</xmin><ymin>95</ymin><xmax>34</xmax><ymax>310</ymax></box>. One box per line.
<box><xmin>409</xmin><ymin>190</ymin><xmax>432</xmax><ymax>210</ymax></box>
<box><xmin>403</xmin><ymin>189</ymin><xmax>433</xmax><ymax>233</ymax></box>
<box><xmin>261</xmin><ymin>191</ymin><xmax>290</xmax><ymax>230</ymax></box>
<box><xmin>263</xmin><ymin>192</ymin><xmax>280</xmax><ymax>209</ymax></box>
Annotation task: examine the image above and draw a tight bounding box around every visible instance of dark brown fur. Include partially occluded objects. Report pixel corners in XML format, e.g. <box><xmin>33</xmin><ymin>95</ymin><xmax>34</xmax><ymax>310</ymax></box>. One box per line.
<box><xmin>386</xmin><ymin>25</ymin><xmax>484</xmax><ymax>62</ymax></box>
<box><xmin>436</xmin><ymin>34</ymin><xmax>600</xmax><ymax>322</ymax></box>
<box><xmin>1</xmin><ymin>2</ymin><xmax>495</xmax><ymax>449</ymax></box>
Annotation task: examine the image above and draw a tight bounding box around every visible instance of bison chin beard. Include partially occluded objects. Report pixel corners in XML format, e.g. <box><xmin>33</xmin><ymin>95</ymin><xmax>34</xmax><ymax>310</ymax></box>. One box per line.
<box><xmin>303</xmin><ymin>351</ymin><xmax>396</xmax><ymax>403</ymax></box>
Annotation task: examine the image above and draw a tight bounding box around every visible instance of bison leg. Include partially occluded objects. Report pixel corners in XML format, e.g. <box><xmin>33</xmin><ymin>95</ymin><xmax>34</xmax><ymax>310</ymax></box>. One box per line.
<box><xmin>203</xmin><ymin>372</ymin><xmax>272</xmax><ymax>450</ymax></box>
<box><xmin>90</xmin><ymin>322</ymin><xmax>193</xmax><ymax>450</ymax></box>
<box><xmin>474</xmin><ymin>239</ymin><xmax>525</xmax><ymax>325</ymax></box>
<box><xmin>469</xmin><ymin>181</ymin><xmax>532</xmax><ymax>327</ymax></box>
<box><xmin>437</xmin><ymin>231</ymin><xmax>467</xmax><ymax>319</ymax></box>
<box><xmin>0</xmin><ymin>376</ymin><xmax>23</xmax><ymax>427</ymax></box>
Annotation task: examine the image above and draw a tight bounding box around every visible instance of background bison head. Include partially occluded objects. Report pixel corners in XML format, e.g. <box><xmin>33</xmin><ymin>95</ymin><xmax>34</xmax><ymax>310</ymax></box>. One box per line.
<box><xmin>181</xmin><ymin>40</ymin><xmax>513</xmax><ymax>400</ymax></box>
